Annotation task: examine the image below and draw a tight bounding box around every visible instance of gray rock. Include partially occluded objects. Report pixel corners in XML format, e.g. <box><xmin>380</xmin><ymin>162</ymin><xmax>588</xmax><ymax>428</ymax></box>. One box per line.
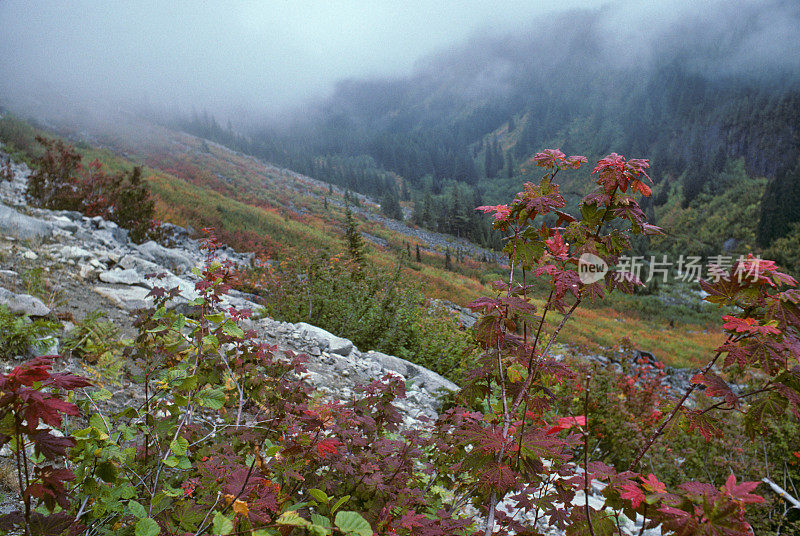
<box><xmin>118</xmin><ymin>254</ymin><xmax>162</xmax><ymax>274</ymax></box>
<box><xmin>51</xmin><ymin>216</ymin><xmax>79</xmax><ymax>233</ymax></box>
<box><xmin>364</xmin><ymin>350</ymin><xmax>409</xmax><ymax>377</ymax></box>
<box><xmin>0</xmin><ymin>203</ymin><xmax>53</xmax><ymax>240</ymax></box>
<box><xmin>295</xmin><ymin>322</ymin><xmax>354</xmax><ymax>355</ymax></box>
<box><xmin>94</xmin><ymin>285</ymin><xmax>151</xmax><ymax>311</ymax></box>
<box><xmin>29</xmin><ymin>337</ymin><xmax>58</xmax><ymax>358</ymax></box>
<box><xmin>135</xmin><ymin>241</ymin><xmax>195</xmax><ymax>272</ymax></box>
<box><xmin>78</xmin><ymin>264</ymin><xmax>96</xmax><ymax>280</ymax></box>
<box><xmin>408</xmin><ymin>365</ymin><xmax>459</xmax><ymax>396</ymax></box>
<box><xmin>0</xmin><ymin>287</ymin><xmax>51</xmax><ymax>316</ymax></box>
<box><xmin>60</xmin><ymin>245</ymin><xmax>93</xmax><ymax>260</ymax></box>
<box><xmin>99</xmin><ymin>268</ymin><xmax>147</xmax><ymax>286</ymax></box>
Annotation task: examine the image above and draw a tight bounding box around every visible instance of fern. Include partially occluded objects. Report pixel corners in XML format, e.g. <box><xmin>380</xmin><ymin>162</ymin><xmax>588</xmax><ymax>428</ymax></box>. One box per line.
<box><xmin>0</xmin><ymin>305</ymin><xmax>58</xmax><ymax>359</ymax></box>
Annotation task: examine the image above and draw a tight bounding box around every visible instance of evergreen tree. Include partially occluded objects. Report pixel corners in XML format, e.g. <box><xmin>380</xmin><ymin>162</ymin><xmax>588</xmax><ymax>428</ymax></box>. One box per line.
<box><xmin>381</xmin><ymin>189</ymin><xmax>402</xmax><ymax>220</ymax></box>
<box><xmin>344</xmin><ymin>204</ymin><xmax>365</xmax><ymax>268</ymax></box>
<box><xmin>757</xmin><ymin>161</ymin><xmax>800</xmax><ymax>246</ymax></box>
<box><xmin>505</xmin><ymin>151</ymin><xmax>515</xmax><ymax>178</ymax></box>
<box><xmin>444</xmin><ymin>248</ymin><xmax>452</xmax><ymax>270</ymax></box>
<box><xmin>415</xmin><ymin>244</ymin><xmax>421</xmax><ymax>263</ymax></box>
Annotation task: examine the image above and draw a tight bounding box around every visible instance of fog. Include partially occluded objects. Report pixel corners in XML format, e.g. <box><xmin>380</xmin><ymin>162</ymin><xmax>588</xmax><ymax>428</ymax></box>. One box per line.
<box><xmin>1</xmin><ymin>0</ymin><xmax>798</xmax><ymax>125</ymax></box>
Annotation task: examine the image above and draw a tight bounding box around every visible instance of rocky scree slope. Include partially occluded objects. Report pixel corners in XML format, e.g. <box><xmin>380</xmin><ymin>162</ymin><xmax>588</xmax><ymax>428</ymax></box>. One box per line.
<box><xmin>0</xmin><ymin>154</ymin><xmax>458</xmax><ymax>427</ymax></box>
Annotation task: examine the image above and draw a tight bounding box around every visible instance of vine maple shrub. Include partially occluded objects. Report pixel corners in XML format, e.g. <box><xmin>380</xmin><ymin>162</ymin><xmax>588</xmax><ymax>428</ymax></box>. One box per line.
<box><xmin>0</xmin><ymin>150</ymin><xmax>798</xmax><ymax>536</ymax></box>
<box><xmin>435</xmin><ymin>149</ymin><xmax>798</xmax><ymax>535</ymax></box>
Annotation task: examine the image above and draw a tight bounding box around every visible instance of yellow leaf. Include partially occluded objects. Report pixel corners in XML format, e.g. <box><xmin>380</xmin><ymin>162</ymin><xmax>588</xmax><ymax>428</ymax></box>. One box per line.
<box><xmin>232</xmin><ymin>499</ymin><xmax>249</xmax><ymax>517</ymax></box>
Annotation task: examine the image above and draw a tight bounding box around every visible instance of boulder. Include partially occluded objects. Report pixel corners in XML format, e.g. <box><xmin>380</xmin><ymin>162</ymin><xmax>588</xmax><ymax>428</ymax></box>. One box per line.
<box><xmin>407</xmin><ymin>365</ymin><xmax>459</xmax><ymax>395</ymax></box>
<box><xmin>60</xmin><ymin>245</ymin><xmax>93</xmax><ymax>260</ymax></box>
<box><xmin>364</xmin><ymin>350</ymin><xmax>409</xmax><ymax>377</ymax></box>
<box><xmin>99</xmin><ymin>268</ymin><xmax>147</xmax><ymax>286</ymax></box>
<box><xmin>0</xmin><ymin>203</ymin><xmax>53</xmax><ymax>240</ymax></box>
<box><xmin>51</xmin><ymin>216</ymin><xmax>79</xmax><ymax>233</ymax></box>
<box><xmin>94</xmin><ymin>285</ymin><xmax>151</xmax><ymax>311</ymax></box>
<box><xmin>0</xmin><ymin>287</ymin><xmax>51</xmax><ymax>316</ymax></box>
<box><xmin>135</xmin><ymin>241</ymin><xmax>195</xmax><ymax>272</ymax></box>
<box><xmin>295</xmin><ymin>322</ymin><xmax>354</xmax><ymax>356</ymax></box>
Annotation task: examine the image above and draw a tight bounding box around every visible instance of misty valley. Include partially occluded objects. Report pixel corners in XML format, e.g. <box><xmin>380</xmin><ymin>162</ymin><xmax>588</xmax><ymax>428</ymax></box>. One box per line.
<box><xmin>0</xmin><ymin>1</ymin><xmax>798</xmax><ymax>535</ymax></box>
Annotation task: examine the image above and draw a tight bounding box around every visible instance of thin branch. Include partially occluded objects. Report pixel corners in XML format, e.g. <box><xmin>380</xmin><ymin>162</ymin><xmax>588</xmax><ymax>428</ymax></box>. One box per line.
<box><xmin>627</xmin><ymin>334</ymin><xmax>737</xmax><ymax>472</ymax></box>
<box><xmin>583</xmin><ymin>374</ymin><xmax>596</xmax><ymax>536</ymax></box>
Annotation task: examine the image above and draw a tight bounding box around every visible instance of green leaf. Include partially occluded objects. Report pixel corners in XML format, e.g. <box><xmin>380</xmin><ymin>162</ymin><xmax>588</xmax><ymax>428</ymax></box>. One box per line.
<box><xmin>129</xmin><ymin>500</ymin><xmax>147</xmax><ymax>519</ymax></box>
<box><xmin>163</xmin><ymin>455</ymin><xmax>179</xmax><ymax>468</ymax></box>
<box><xmin>91</xmin><ymin>388</ymin><xmax>113</xmax><ymax>401</ymax></box>
<box><xmin>330</xmin><ymin>495</ymin><xmax>350</xmax><ymax>514</ymax></box>
<box><xmin>277</xmin><ymin>511</ymin><xmax>309</xmax><ymax>527</ymax></box>
<box><xmin>212</xmin><ymin>511</ymin><xmax>234</xmax><ymax>535</ymax></box>
<box><xmin>135</xmin><ymin>518</ymin><xmax>160</xmax><ymax>536</ymax></box>
<box><xmin>309</xmin><ymin>488</ymin><xmax>329</xmax><ymax>504</ymax></box>
<box><xmin>172</xmin><ymin>315</ymin><xmax>186</xmax><ymax>331</ymax></box>
<box><xmin>205</xmin><ymin>312</ymin><xmax>225</xmax><ymax>324</ymax></box>
<box><xmin>311</xmin><ymin>514</ymin><xmax>331</xmax><ymax>528</ymax></box>
<box><xmin>310</xmin><ymin>516</ymin><xmax>332</xmax><ymax>536</ymax></box>
<box><xmin>170</xmin><ymin>437</ymin><xmax>189</xmax><ymax>456</ymax></box>
<box><xmin>221</xmin><ymin>319</ymin><xmax>244</xmax><ymax>339</ymax></box>
<box><xmin>281</xmin><ymin>501</ymin><xmax>308</xmax><ymax>512</ymax></box>
<box><xmin>90</xmin><ymin>413</ymin><xmax>110</xmax><ymax>434</ymax></box>
<box><xmin>251</xmin><ymin>530</ymin><xmax>278</xmax><ymax>536</ymax></box>
<box><xmin>202</xmin><ymin>334</ymin><xmax>219</xmax><ymax>348</ymax></box>
<box><xmin>97</xmin><ymin>461</ymin><xmax>118</xmax><ymax>483</ymax></box>
<box><xmin>334</xmin><ymin>511</ymin><xmax>372</xmax><ymax>536</ymax></box>
<box><xmin>197</xmin><ymin>388</ymin><xmax>225</xmax><ymax>409</ymax></box>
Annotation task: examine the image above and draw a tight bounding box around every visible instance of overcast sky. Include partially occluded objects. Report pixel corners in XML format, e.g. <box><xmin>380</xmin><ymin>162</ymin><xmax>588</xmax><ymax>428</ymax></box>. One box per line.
<box><xmin>1</xmin><ymin>0</ymin><xmax>797</xmax><ymax>122</ymax></box>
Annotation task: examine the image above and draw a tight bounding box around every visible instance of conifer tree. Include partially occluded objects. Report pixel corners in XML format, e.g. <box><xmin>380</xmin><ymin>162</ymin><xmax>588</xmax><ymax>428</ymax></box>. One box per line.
<box><xmin>344</xmin><ymin>204</ymin><xmax>365</xmax><ymax>268</ymax></box>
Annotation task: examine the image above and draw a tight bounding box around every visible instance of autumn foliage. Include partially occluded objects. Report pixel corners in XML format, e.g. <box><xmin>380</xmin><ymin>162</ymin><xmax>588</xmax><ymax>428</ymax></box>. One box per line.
<box><xmin>26</xmin><ymin>137</ymin><xmax>155</xmax><ymax>242</ymax></box>
<box><xmin>0</xmin><ymin>149</ymin><xmax>798</xmax><ymax>536</ymax></box>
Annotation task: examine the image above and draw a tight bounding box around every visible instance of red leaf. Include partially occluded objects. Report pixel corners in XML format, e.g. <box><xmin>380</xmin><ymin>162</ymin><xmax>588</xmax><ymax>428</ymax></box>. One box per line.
<box><xmin>721</xmin><ymin>315</ymin><xmax>780</xmax><ymax>335</ymax></box>
<box><xmin>691</xmin><ymin>372</ymin><xmax>737</xmax><ymax>405</ymax></box>
<box><xmin>546</xmin><ymin>415</ymin><xmax>586</xmax><ymax>435</ymax></box>
<box><xmin>316</xmin><ymin>438</ymin><xmax>342</xmax><ymax>458</ymax></box>
<box><xmin>620</xmin><ymin>481</ymin><xmax>645</xmax><ymax>508</ymax></box>
<box><xmin>723</xmin><ymin>474</ymin><xmax>764</xmax><ymax>504</ymax></box>
<box><xmin>640</xmin><ymin>473</ymin><xmax>667</xmax><ymax>494</ymax></box>
<box><xmin>476</xmin><ymin>204</ymin><xmax>511</xmax><ymax>222</ymax></box>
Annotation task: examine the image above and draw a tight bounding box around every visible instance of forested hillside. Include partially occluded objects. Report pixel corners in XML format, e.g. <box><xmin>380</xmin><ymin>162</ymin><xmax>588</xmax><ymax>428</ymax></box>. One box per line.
<box><xmin>174</xmin><ymin>5</ymin><xmax>800</xmax><ymax>259</ymax></box>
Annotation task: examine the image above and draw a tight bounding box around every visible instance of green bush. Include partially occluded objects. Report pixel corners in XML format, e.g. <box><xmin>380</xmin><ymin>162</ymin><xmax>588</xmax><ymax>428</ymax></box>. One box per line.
<box><xmin>254</xmin><ymin>252</ymin><xmax>477</xmax><ymax>381</ymax></box>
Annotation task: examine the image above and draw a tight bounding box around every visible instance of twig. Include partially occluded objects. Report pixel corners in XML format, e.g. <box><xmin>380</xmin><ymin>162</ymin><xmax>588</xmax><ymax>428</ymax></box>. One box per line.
<box><xmin>583</xmin><ymin>374</ymin><xmax>596</xmax><ymax>536</ymax></box>
<box><xmin>627</xmin><ymin>334</ymin><xmax>736</xmax><ymax>472</ymax></box>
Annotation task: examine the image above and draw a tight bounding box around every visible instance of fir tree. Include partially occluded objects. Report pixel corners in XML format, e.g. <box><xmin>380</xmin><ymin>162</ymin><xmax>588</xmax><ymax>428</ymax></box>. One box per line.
<box><xmin>344</xmin><ymin>204</ymin><xmax>365</xmax><ymax>268</ymax></box>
